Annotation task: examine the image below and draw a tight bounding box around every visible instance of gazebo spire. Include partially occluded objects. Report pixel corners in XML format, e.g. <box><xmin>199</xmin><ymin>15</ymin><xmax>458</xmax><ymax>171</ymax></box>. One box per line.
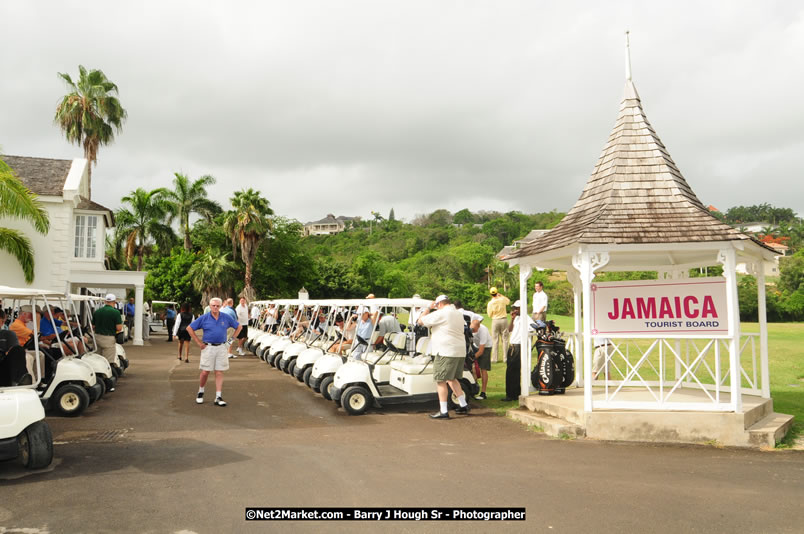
<box><xmin>507</xmin><ymin>39</ymin><xmax>769</xmax><ymax>260</ymax></box>
<box><xmin>625</xmin><ymin>30</ymin><xmax>632</xmax><ymax>81</ymax></box>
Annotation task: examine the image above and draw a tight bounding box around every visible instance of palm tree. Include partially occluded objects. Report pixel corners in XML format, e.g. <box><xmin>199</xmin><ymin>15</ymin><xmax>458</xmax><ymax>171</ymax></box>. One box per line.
<box><xmin>223</xmin><ymin>189</ymin><xmax>273</xmax><ymax>302</ymax></box>
<box><xmin>115</xmin><ymin>188</ymin><xmax>175</xmax><ymax>271</ymax></box>
<box><xmin>164</xmin><ymin>172</ymin><xmax>221</xmax><ymax>250</ymax></box>
<box><xmin>54</xmin><ymin>65</ymin><xmax>127</xmax><ymax>192</ymax></box>
<box><xmin>188</xmin><ymin>251</ymin><xmax>238</xmax><ymax>305</ymax></box>
<box><xmin>0</xmin><ymin>157</ymin><xmax>50</xmax><ymax>283</ymax></box>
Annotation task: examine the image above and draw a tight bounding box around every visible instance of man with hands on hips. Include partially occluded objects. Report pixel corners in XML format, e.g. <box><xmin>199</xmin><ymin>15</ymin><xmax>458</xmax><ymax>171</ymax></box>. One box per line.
<box><xmin>186</xmin><ymin>297</ymin><xmax>241</xmax><ymax>407</ymax></box>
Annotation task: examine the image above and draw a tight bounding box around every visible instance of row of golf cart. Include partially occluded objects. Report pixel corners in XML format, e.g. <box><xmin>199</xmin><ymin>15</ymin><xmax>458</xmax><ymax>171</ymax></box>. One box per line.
<box><xmin>244</xmin><ymin>298</ymin><xmax>479</xmax><ymax>415</ymax></box>
<box><xmin>1</xmin><ymin>286</ymin><xmax>131</xmax><ymax>470</ymax></box>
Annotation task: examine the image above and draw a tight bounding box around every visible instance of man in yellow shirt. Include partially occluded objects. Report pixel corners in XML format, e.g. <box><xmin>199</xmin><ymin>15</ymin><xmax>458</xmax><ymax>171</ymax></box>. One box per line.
<box><xmin>485</xmin><ymin>287</ymin><xmax>510</xmax><ymax>363</ymax></box>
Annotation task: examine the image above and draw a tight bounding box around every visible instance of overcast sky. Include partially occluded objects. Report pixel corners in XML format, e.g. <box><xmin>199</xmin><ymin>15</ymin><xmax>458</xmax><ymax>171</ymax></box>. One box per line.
<box><xmin>1</xmin><ymin>1</ymin><xmax>803</xmax><ymax>224</ymax></box>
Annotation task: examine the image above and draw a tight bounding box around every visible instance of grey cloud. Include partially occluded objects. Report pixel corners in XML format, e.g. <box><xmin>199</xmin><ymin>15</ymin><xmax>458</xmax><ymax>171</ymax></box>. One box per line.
<box><xmin>1</xmin><ymin>1</ymin><xmax>803</xmax><ymax>225</ymax></box>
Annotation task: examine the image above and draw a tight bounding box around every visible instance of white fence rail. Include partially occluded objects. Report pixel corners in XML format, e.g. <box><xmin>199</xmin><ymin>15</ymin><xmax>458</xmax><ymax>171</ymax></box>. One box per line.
<box><xmin>553</xmin><ymin>332</ymin><xmax>764</xmax><ymax>411</ymax></box>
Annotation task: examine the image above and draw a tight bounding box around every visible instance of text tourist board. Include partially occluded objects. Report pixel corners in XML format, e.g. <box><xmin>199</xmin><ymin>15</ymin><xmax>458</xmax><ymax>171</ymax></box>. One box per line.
<box><xmin>590</xmin><ymin>278</ymin><xmax>730</xmax><ymax>337</ymax></box>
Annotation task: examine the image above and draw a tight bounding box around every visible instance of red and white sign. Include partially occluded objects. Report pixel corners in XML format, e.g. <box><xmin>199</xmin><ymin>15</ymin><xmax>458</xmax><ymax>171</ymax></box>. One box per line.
<box><xmin>591</xmin><ymin>278</ymin><xmax>730</xmax><ymax>337</ymax></box>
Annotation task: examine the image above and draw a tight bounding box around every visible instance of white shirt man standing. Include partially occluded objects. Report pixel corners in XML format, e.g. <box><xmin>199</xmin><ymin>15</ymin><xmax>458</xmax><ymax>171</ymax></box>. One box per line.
<box><xmin>418</xmin><ymin>295</ymin><xmax>470</xmax><ymax>419</ymax></box>
<box><xmin>470</xmin><ymin>316</ymin><xmax>491</xmax><ymax>400</ymax></box>
<box><xmin>532</xmin><ymin>281</ymin><xmax>548</xmax><ymax>322</ymax></box>
<box><xmin>234</xmin><ymin>297</ymin><xmax>250</xmax><ymax>356</ymax></box>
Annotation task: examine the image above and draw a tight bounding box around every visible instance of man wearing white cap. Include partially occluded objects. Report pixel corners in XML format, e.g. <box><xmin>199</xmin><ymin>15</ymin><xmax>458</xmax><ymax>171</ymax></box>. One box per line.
<box><xmin>92</xmin><ymin>294</ymin><xmax>123</xmax><ymax>364</ymax></box>
<box><xmin>417</xmin><ymin>294</ymin><xmax>470</xmax><ymax>419</ymax></box>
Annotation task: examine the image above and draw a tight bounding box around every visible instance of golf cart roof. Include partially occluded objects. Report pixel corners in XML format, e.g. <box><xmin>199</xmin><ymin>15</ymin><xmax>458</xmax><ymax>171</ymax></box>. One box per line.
<box><xmin>0</xmin><ymin>285</ymin><xmax>66</xmax><ymax>299</ymax></box>
<box><xmin>68</xmin><ymin>294</ymin><xmax>105</xmax><ymax>302</ymax></box>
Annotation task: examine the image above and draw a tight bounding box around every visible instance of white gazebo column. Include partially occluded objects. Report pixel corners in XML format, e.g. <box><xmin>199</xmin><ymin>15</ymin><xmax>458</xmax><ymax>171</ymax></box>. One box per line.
<box><xmin>574</xmin><ymin>250</ymin><xmax>609</xmax><ymax>412</ymax></box>
<box><xmin>720</xmin><ymin>248</ymin><xmax>742</xmax><ymax>412</ymax></box>
<box><xmin>574</xmin><ymin>251</ymin><xmax>594</xmax><ymax>412</ymax></box>
<box><xmin>566</xmin><ymin>270</ymin><xmax>583</xmax><ymax>387</ymax></box>
<box><xmin>519</xmin><ymin>265</ymin><xmax>532</xmax><ymax>399</ymax></box>
<box><xmin>756</xmin><ymin>263</ymin><xmax>770</xmax><ymax>398</ymax></box>
<box><xmin>133</xmin><ymin>285</ymin><xmax>144</xmax><ymax>346</ymax></box>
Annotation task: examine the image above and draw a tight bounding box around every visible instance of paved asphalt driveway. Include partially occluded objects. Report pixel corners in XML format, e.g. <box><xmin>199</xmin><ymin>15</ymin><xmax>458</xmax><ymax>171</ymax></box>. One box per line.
<box><xmin>1</xmin><ymin>337</ymin><xmax>802</xmax><ymax>533</ymax></box>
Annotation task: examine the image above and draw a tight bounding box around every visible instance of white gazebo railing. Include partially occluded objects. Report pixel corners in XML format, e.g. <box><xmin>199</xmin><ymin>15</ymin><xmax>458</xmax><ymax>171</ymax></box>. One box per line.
<box><xmin>553</xmin><ymin>332</ymin><xmax>768</xmax><ymax>411</ymax></box>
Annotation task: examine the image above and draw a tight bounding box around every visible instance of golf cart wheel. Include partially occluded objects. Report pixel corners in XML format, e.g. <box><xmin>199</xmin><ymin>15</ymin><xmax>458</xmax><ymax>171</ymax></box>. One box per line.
<box><xmin>111</xmin><ymin>365</ymin><xmax>122</xmax><ymax>379</ymax></box>
<box><xmin>52</xmin><ymin>384</ymin><xmax>90</xmax><ymax>417</ymax></box>
<box><xmin>303</xmin><ymin>367</ymin><xmax>313</xmax><ymax>386</ymax></box>
<box><xmin>105</xmin><ymin>375</ymin><xmax>117</xmax><ymax>392</ymax></box>
<box><xmin>320</xmin><ymin>376</ymin><xmax>334</xmax><ymax>400</ymax></box>
<box><xmin>287</xmin><ymin>360</ymin><xmax>296</xmax><ymax>376</ymax></box>
<box><xmin>296</xmin><ymin>365</ymin><xmax>307</xmax><ymax>383</ymax></box>
<box><xmin>256</xmin><ymin>347</ymin><xmax>265</xmax><ymax>360</ymax></box>
<box><xmin>267</xmin><ymin>353</ymin><xmax>278</xmax><ymax>367</ymax></box>
<box><xmin>120</xmin><ymin>357</ymin><xmax>129</xmax><ymax>370</ymax></box>
<box><xmin>95</xmin><ymin>377</ymin><xmax>107</xmax><ymax>399</ymax></box>
<box><xmin>342</xmin><ymin>386</ymin><xmax>372</xmax><ymax>416</ymax></box>
<box><xmin>18</xmin><ymin>420</ymin><xmax>53</xmax><ymax>469</ymax></box>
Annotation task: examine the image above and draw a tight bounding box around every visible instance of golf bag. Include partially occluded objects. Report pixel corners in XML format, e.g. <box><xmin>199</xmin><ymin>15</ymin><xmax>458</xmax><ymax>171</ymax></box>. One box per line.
<box><xmin>531</xmin><ymin>321</ymin><xmax>574</xmax><ymax>395</ymax></box>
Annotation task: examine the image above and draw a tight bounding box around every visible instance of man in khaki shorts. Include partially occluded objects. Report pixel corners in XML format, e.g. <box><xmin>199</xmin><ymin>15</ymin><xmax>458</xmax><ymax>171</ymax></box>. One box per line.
<box><xmin>486</xmin><ymin>287</ymin><xmax>510</xmax><ymax>363</ymax></box>
<box><xmin>186</xmin><ymin>297</ymin><xmax>241</xmax><ymax>407</ymax></box>
<box><xmin>418</xmin><ymin>295</ymin><xmax>469</xmax><ymax>419</ymax></box>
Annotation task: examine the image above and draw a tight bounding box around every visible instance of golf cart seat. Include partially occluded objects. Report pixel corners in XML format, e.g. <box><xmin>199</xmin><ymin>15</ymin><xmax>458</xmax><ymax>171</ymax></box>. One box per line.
<box><xmin>414</xmin><ymin>337</ymin><xmax>430</xmax><ymax>355</ymax></box>
<box><xmin>365</xmin><ymin>333</ymin><xmax>407</xmax><ymax>364</ymax></box>
<box><xmin>389</xmin><ymin>355</ymin><xmax>434</xmax><ymax>375</ymax></box>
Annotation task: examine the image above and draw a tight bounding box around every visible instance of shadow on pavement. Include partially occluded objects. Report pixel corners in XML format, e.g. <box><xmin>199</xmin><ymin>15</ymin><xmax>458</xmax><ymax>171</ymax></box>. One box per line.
<box><xmin>0</xmin><ymin>438</ymin><xmax>250</xmax><ymax>485</ymax></box>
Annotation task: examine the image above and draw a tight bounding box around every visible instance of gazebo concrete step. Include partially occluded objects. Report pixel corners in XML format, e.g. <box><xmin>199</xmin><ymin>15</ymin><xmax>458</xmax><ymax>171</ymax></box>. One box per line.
<box><xmin>507</xmin><ymin>408</ymin><xmax>585</xmax><ymax>438</ymax></box>
<box><xmin>521</xmin><ymin>395</ymin><xmax>585</xmax><ymax>425</ymax></box>
<box><xmin>742</xmin><ymin>398</ymin><xmax>773</xmax><ymax>429</ymax></box>
<box><xmin>747</xmin><ymin>413</ymin><xmax>795</xmax><ymax>448</ymax></box>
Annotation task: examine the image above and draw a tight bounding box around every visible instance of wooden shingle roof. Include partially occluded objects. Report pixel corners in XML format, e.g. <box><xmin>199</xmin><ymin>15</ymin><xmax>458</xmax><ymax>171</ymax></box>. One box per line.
<box><xmin>2</xmin><ymin>155</ymin><xmax>73</xmax><ymax>196</ymax></box>
<box><xmin>510</xmin><ymin>80</ymin><xmax>764</xmax><ymax>259</ymax></box>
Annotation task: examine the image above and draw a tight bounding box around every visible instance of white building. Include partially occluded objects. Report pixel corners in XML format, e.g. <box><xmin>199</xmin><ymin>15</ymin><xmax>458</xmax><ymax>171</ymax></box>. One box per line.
<box><xmin>0</xmin><ymin>155</ymin><xmax>147</xmax><ymax>345</ymax></box>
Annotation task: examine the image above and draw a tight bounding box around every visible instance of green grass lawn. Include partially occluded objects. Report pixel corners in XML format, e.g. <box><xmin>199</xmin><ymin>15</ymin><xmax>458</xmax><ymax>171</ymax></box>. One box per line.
<box><xmin>474</xmin><ymin>315</ymin><xmax>803</xmax><ymax>444</ymax></box>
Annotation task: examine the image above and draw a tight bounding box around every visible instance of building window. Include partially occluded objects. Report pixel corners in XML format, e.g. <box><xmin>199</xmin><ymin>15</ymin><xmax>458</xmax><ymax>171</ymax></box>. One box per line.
<box><xmin>74</xmin><ymin>215</ymin><xmax>98</xmax><ymax>258</ymax></box>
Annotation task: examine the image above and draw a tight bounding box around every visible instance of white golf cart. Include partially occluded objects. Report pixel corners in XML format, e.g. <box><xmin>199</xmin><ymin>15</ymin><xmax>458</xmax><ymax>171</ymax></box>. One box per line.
<box><xmin>276</xmin><ymin>301</ymin><xmax>334</xmax><ymax>376</ymax></box>
<box><xmin>67</xmin><ymin>295</ymin><xmax>119</xmax><ymax>393</ymax></box>
<box><xmin>330</xmin><ymin>298</ymin><xmax>480</xmax><ymax>415</ymax></box>
<box><xmin>308</xmin><ymin>299</ymin><xmax>387</xmax><ymax>400</ymax></box>
<box><xmin>266</xmin><ymin>301</ymin><xmax>310</xmax><ymax>367</ymax></box>
<box><xmin>292</xmin><ymin>302</ymin><xmax>356</xmax><ymax>385</ymax></box>
<box><xmin>244</xmin><ymin>300</ymin><xmax>265</xmax><ymax>352</ymax></box>
<box><xmin>254</xmin><ymin>300</ymin><xmax>296</xmax><ymax>361</ymax></box>
<box><xmin>9</xmin><ymin>287</ymin><xmax>103</xmax><ymax>416</ymax></box>
<box><xmin>0</xmin><ymin>288</ymin><xmax>54</xmax><ymax>469</ymax></box>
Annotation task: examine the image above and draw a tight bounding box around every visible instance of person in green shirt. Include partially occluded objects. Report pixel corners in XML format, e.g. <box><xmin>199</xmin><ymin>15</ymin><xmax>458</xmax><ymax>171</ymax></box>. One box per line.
<box><xmin>92</xmin><ymin>294</ymin><xmax>123</xmax><ymax>364</ymax></box>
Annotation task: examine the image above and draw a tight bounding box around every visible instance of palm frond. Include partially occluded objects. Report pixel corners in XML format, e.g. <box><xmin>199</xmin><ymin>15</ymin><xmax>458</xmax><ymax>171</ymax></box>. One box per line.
<box><xmin>0</xmin><ymin>228</ymin><xmax>36</xmax><ymax>283</ymax></box>
<box><xmin>0</xmin><ymin>161</ymin><xmax>50</xmax><ymax>234</ymax></box>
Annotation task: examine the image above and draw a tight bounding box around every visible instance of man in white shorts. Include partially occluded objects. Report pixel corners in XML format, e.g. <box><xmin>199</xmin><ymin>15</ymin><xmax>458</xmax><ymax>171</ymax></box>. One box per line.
<box><xmin>186</xmin><ymin>297</ymin><xmax>241</xmax><ymax>407</ymax></box>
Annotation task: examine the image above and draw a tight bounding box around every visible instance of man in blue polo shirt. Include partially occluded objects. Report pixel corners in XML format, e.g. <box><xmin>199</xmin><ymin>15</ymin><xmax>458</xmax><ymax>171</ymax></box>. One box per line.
<box><xmin>186</xmin><ymin>297</ymin><xmax>241</xmax><ymax>407</ymax></box>
<box><xmin>124</xmin><ymin>297</ymin><xmax>136</xmax><ymax>340</ymax></box>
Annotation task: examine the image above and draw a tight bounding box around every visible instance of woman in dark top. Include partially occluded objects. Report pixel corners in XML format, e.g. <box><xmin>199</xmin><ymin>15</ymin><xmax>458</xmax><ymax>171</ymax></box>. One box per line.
<box><xmin>173</xmin><ymin>303</ymin><xmax>195</xmax><ymax>363</ymax></box>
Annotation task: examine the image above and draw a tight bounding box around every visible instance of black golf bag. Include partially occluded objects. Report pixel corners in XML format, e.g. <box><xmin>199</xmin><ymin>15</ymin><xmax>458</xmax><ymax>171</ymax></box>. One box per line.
<box><xmin>531</xmin><ymin>321</ymin><xmax>574</xmax><ymax>395</ymax></box>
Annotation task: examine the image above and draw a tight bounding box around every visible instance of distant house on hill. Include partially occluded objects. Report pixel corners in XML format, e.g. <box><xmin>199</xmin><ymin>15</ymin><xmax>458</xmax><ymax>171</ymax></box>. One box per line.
<box><xmin>303</xmin><ymin>214</ymin><xmax>358</xmax><ymax>236</ymax></box>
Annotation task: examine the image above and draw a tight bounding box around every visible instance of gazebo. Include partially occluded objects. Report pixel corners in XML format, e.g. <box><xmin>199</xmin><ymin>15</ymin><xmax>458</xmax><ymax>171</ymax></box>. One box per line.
<box><xmin>503</xmin><ymin>40</ymin><xmax>793</xmax><ymax>447</ymax></box>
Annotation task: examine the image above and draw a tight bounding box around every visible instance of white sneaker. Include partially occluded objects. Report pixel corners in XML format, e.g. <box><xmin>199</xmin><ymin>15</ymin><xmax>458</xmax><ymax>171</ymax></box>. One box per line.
<box><xmin>238</xmin><ymin>348</ymin><xmax>245</xmax><ymax>356</ymax></box>
<box><xmin>196</xmin><ymin>392</ymin><xmax>204</xmax><ymax>404</ymax></box>
<box><xmin>229</xmin><ymin>353</ymin><xmax>237</xmax><ymax>359</ymax></box>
